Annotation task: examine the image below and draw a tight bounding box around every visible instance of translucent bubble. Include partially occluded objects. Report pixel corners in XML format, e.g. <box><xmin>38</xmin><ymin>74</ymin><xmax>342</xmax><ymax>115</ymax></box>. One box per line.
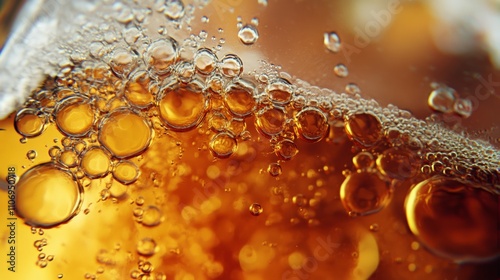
<box><xmin>428</xmin><ymin>86</ymin><xmax>458</xmax><ymax>113</ymax></box>
<box><xmin>27</xmin><ymin>150</ymin><xmax>37</xmax><ymax>160</ymax></box>
<box><xmin>14</xmin><ymin>108</ymin><xmax>48</xmax><ymax>137</ymax></box>
<box><xmin>275</xmin><ymin>139</ymin><xmax>298</xmax><ymax>160</ymax></box>
<box><xmin>453</xmin><ymin>98</ymin><xmax>473</xmax><ymax>118</ymax></box>
<box><xmin>201</xmin><ymin>15</ymin><xmax>209</xmax><ymax>23</ymax></box>
<box><xmin>175</xmin><ymin>61</ymin><xmax>196</xmax><ymax>83</ymax></box>
<box><xmin>125</xmin><ymin>71</ymin><xmax>155</xmax><ymax>108</ymax></box>
<box><xmin>15</xmin><ymin>163</ymin><xmax>83</xmax><ymax>228</ymax></box>
<box><xmin>145</xmin><ymin>38</ymin><xmax>179</xmax><ymax>74</ymax></box>
<box><xmin>108</xmin><ymin>48</ymin><xmax>137</xmax><ymax>78</ymax></box>
<box><xmin>228</xmin><ymin>118</ymin><xmax>246</xmax><ymax>136</ymax></box>
<box><xmin>376</xmin><ymin>148</ymin><xmax>420</xmax><ymax>180</ymax></box>
<box><xmin>209</xmin><ymin>132</ymin><xmax>237</xmax><ymax>158</ymax></box>
<box><xmin>249</xmin><ymin>203</ymin><xmax>263</xmax><ymax>216</ymax></box>
<box><xmin>162</xmin><ymin>0</ymin><xmax>185</xmax><ymax>20</ymax></box>
<box><xmin>266</xmin><ymin>78</ymin><xmax>294</xmax><ymax>105</ymax></box>
<box><xmin>137</xmin><ymin>237</ymin><xmax>157</xmax><ymax>256</ymax></box>
<box><xmin>158</xmin><ymin>81</ymin><xmax>208</xmax><ymax>131</ymax></box>
<box><xmin>353</xmin><ymin>151</ymin><xmax>374</xmax><ymax>170</ymax></box>
<box><xmin>238</xmin><ymin>24</ymin><xmax>259</xmax><ymax>45</ymax></box>
<box><xmin>209</xmin><ymin>112</ymin><xmax>228</xmax><ymax>132</ymax></box>
<box><xmin>345</xmin><ymin>113</ymin><xmax>382</xmax><ymax>147</ymax></box>
<box><xmin>323</xmin><ymin>31</ymin><xmax>341</xmax><ymax>53</ymax></box>
<box><xmin>333</xmin><ymin>63</ymin><xmax>349</xmax><ymax>78</ymax></box>
<box><xmin>194</xmin><ymin>48</ymin><xmax>218</xmax><ymax>75</ymax></box>
<box><xmin>98</xmin><ymin>109</ymin><xmax>152</xmax><ymax>158</ymax></box>
<box><xmin>405</xmin><ymin>176</ymin><xmax>499</xmax><ymax>262</ymax></box>
<box><xmin>220</xmin><ymin>54</ymin><xmax>243</xmax><ymax>77</ymax></box>
<box><xmin>80</xmin><ymin>147</ymin><xmax>111</xmax><ymax>178</ymax></box>
<box><xmin>267</xmin><ymin>162</ymin><xmax>282</xmax><ymax>177</ymax></box>
<box><xmin>340</xmin><ymin>171</ymin><xmax>392</xmax><ymax>216</ymax></box>
<box><xmin>113</xmin><ymin>160</ymin><xmax>140</xmax><ymax>184</ymax></box>
<box><xmin>256</xmin><ymin>107</ymin><xmax>286</xmax><ymax>136</ymax></box>
<box><xmin>292</xmin><ymin>194</ymin><xmax>307</xmax><ymax>206</ymax></box>
<box><xmin>55</xmin><ymin>95</ymin><xmax>94</xmax><ymax>137</ymax></box>
<box><xmin>294</xmin><ymin>107</ymin><xmax>329</xmax><ymax>142</ymax></box>
<box><xmin>141</xmin><ymin>205</ymin><xmax>163</xmax><ymax>227</ymax></box>
<box><xmin>345</xmin><ymin>83</ymin><xmax>361</xmax><ymax>94</ymax></box>
<box><xmin>224</xmin><ymin>79</ymin><xmax>257</xmax><ymax>117</ymax></box>
<box><xmin>59</xmin><ymin>149</ymin><xmax>78</xmax><ymax>168</ymax></box>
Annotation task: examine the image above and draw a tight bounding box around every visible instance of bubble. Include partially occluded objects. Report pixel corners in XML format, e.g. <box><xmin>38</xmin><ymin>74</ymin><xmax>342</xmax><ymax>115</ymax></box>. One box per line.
<box><xmin>175</xmin><ymin>61</ymin><xmax>196</xmax><ymax>83</ymax></box>
<box><xmin>340</xmin><ymin>171</ymin><xmax>392</xmax><ymax>216</ymax></box>
<box><xmin>14</xmin><ymin>108</ymin><xmax>48</xmax><ymax>137</ymax></box>
<box><xmin>98</xmin><ymin>109</ymin><xmax>152</xmax><ymax>158</ymax></box>
<box><xmin>220</xmin><ymin>54</ymin><xmax>243</xmax><ymax>77</ymax></box>
<box><xmin>353</xmin><ymin>151</ymin><xmax>374</xmax><ymax>170</ymax></box>
<box><xmin>333</xmin><ymin>63</ymin><xmax>348</xmax><ymax>78</ymax></box>
<box><xmin>292</xmin><ymin>194</ymin><xmax>307</xmax><ymax>206</ymax></box>
<box><xmin>209</xmin><ymin>132</ymin><xmax>237</xmax><ymax>158</ymax></box>
<box><xmin>275</xmin><ymin>139</ymin><xmax>298</xmax><ymax>160</ymax></box>
<box><xmin>158</xmin><ymin>81</ymin><xmax>208</xmax><ymax>131</ymax></box>
<box><xmin>137</xmin><ymin>237</ymin><xmax>157</xmax><ymax>256</ymax></box>
<box><xmin>27</xmin><ymin>150</ymin><xmax>37</xmax><ymax>160</ymax></box>
<box><xmin>125</xmin><ymin>71</ymin><xmax>155</xmax><ymax>108</ymax></box>
<box><xmin>266</xmin><ymin>78</ymin><xmax>294</xmax><ymax>105</ymax></box>
<box><xmin>141</xmin><ymin>205</ymin><xmax>163</xmax><ymax>227</ymax></box>
<box><xmin>201</xmin><ymin>15</ymin><xmax>209</xmax><ymax>23</ymax></box>
<box><xmin>238</xmin><ymin>24</ymin><xmax>259</xmax><ymax>45</ymax></box>
<box><xmin>194</xmin><ymin>48</ymin><xmax>218</xmax><ymax>75</ymax></box>
<box><xmin>323</xmin><ymin>31</ymin><xmax>341</xmax><ymax>53</ymax></box>
<box><xmin>224</xmin><ymin>79</ymin><xmax>257</xmax><ymax>117</ymax></box>
<box><xmin>256</xmin><ymin>107</ymin><xmax>286</xmax><ymax>136</ymax></box>
<box><xmin>345</xmin><ymin>83</ymin><xmax>361</xmax><ymax>94</ymax></box>
<box><xmin>113</xmin><ymin>160</ymin><xmax>140</xmax><ymax>184</ymax></box>
<box><xmin>267</xmin><ymin>162</ymin><xmax>282</xmax><ymax>177</ymax></box>
<box><xmin>15</xmin><ymin>163</ymin><xmax>83</xmax><ymax>228</ymax></box>
<box><xmin>369</xmin><ymin>223</ymin><xmax>380</xmax><ymax>232</ymax></box>
<box><xmin>428</xmin><ymin>86</ymin><xmax>458</xmax><ymax>113</ymax></box>
<box><xmin>59</xmin><ymin>149</ymin><xmax>78</xmax><ymax>168</ymax></box>
<box><xmin>209</xmin><ymin>112</ymin><xmax>228</xmax><ymax>132</ymax></box>
<box><xmin>145</xmin><ymin>38</ymin><xmax>179</xmax><ymax>74</ymax></box>
<box><xmin>80</xmin><ymin>147</ymin><xmax>111</xmax><ymax>178</ymax></box>
<box><xmin>294</xmin><ymin>107</ymin><xmax>329</xmax><ymax>142</ymax></box>
<box><xmin>228</xmin><ymin>118</ymin><xmax>246</xmax><ymax>136</ymax></box>
<box><xmin>162</xmin><ymin>0</ymin><xmax>185</xmax><ymax>20</ymax></box>
<box><xmin>376</xmin><ymin>148</ymin><xmax>420</xmax><ymax>180</ymax></box>
<box><xmin>108</xmin><ymin>48</ymin><xmax>137</xmax><ymax>78</ymax></box>
<box><xmin>249</xmin><ymin>203</ymin><xmax>263</xmax><ymax>216</ymax></box>
<box><xmin>55</xmin><ymin>95</ymin><xmax>94</xmax><ymax>137</ymax></box>
<box><xmin>453</xmin><ymin>98</ymin><xmax>473</xmax><ymax>118</ymax></box>
<box><xmin>405</xmin><ymin>176</ymin><xmax>499</xmax><ymax>262</ymax></box>
<box><xmin>344</xmin><ymin>113</ymin><xmax>382</xmax><ymax>147</ymax></box>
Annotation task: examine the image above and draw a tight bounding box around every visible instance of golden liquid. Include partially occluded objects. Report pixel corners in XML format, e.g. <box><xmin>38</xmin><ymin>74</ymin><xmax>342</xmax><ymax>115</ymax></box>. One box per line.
<box><xmin>0</xmin><ymin>1</ymin><xmax>499</xmax><ymax>280</ymax></box>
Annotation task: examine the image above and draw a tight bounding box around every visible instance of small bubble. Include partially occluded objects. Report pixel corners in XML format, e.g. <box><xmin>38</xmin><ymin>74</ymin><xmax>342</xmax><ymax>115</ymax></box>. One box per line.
<box><xmin>137</xmin><ymin>237</ymin><xmax>157</xmax><ymax>256</ymax></box>
<box><xmin>251</xmin><ymin>17</ymin><xmax>259</xmax><ymax>26</ymax></box>
<box><xmin>267</xmin><ymin>162</ymin><xmax>282</xmax><ymax>177</ymax></box>
<box><xmin>333</xmin><ymin>63</ymin><xmax>349</xmax><ymax>78</ymax></box>
<box><xmin>369</xmin><ymin>223</ymin><xmax>379</xmax><ymax>232</ymax></box>
<box><xmin>345</xmin><ymin>83</ymin><xmax>361</xmax><ymax>94</ymax></box>
<box><xmin>249</xmin><ymin>203</ymin><xmax>263</xmax><ymax>216</ymax></box>
<box><xmin>323</xmin><ymin>31</ymin><xmax>341</xmax><ymax>53</ymax></box>
<box><xmin>428</xmin><ymin>86</ymin><xmax>457</xmax><ymax>113</ymax></box>
<box><xmin>238</xmin><ymin>25</ymin><xmax>259</xmax><ymax>45</ymax></box>
<box><xmin>201</xmin><ymin>15</ymin><xmax>209</xmax><ymax>23</ymax></box>
<box><xmin>26</xmin><ymin>150</ymin><xmax>37</xmax><ymax>160</ymax></box>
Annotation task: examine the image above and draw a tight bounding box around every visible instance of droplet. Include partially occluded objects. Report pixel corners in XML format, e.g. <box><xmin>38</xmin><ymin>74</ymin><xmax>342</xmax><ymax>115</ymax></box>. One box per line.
<box><xmin>275</xmin><ymin>139</ymin><xmax>298</xmax><ymax>160</ymax></box>
<box><xmin>194</xmin><ymin>48</ymin><xmax>218</xmax><ymax>75</ymax></box>
<box><xmin>80</xmin><ymin>147</ymin><xmax>111</xmax><ymax>178</ymax></box>
<box><xmin>376</xmin><ymin>148</ymin><xmax>420</xmax><ymax>180</ymax></box>
<box><xmin>15</xmin><ymin>163</ymin><xmax>83</xmax><ymax>227</ymax></box>
<box><xmin>98</xmin><ymin>109</ymin><xmax>152</xmax><ymax>158</ymax></box>
<box><xmin>224</xmin><ymin>79</ymin><xmax>257</xmax><ymax>117</ymax></box>
<box><xmin>405</xmin><ymin>176</ymin><xmax>499</xmax><ymax>262</ymax></box>
<box><xmin>266</xmin><ymin>78</ymin><xmax>294</xmax><ymax>105</ymax></box>
<box><xmin>339</xmin><ymin>171</ymin><xmax>392</xmax><ymax>216</ymax></box>
<box><xmin>55</xmin><ymin>95</ymin><xmax>94</xmax><ymax>137</ymax></box>
<box><xmin>428</xmin><ymin>86</ymin><xmax>458</xmax><ymax>113</ymax></box>
<box><xmin>256</xmin><ymin>107</ymin><xmax>286</xmax><ymax>136</ymax></box>
<box><xmin>158</xmin><ymin>81</ymin><xmax>208</xmax><ymax>131</ymax></box>
<box><xmin>267</xmin><ymin>162</ymin><xmax>282</xmax><ymax>177</ymax></box>
<box><xmin>238</xmin><ymin>24</ymin><xmax>259</xmax><ymax>45</ymax></box>
<box><xmin>249</xmin><ymin>203</ymin><xmax>263</xmax><ymax>216</ymax></box>
<box><xmin>137</xmin><ymin>237</ymin><xmax>157</xmax><ymax>256</ymax></box>
<box><xmin>145</xmin><ymin>37</ymin><xmax>179</xmax><ymax>74</ymax></box>
<box><xmin>294</xmin><ymin>107</ymin><xmax>329</xmax><ymax>142</ymax></box>
<box><xmin>209</xmin><ymin>132</ymin><xmax>237</xmax><ymax>158</ymax></box>
<box><xmin>323</xmin><ymin>31</ymin><xmax>341</xmax><ymax>53</ymax></box>
<box><xmin>345</xmin><ymin>113</ymin><xmax>382</xmax><ymax>147</ymax></box>
<box><xmin>333</xmin><ymin>63</ymin><xmax>349</xmax><ymax>78</ymax></box>
<box><xmin>14</xmin><ymin>108</ymin><xmax>48</xmax><ymax>137</ymax></box>
<box><xmin>113</xmin><ymin>160</ymin><xmax>140</xmax><ymax>184</ymax></box>
<box><xmin>220</xmin><ymin>54</ymin><xmax>243</xmax><ymax>77</ymax></box>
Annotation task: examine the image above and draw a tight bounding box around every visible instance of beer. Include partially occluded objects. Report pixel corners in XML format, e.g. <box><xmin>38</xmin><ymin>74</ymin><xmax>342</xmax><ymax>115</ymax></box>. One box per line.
<box><xmin>0</xmin><ymin>0</ymin><xmax>499</xmax><ymax>279</ymax></box>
